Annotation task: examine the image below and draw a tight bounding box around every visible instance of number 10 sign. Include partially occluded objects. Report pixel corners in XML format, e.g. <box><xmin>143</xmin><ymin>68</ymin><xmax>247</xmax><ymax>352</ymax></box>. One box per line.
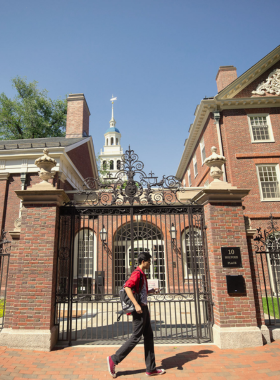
<box><xmin>221</xmin><ymin>247</ymin><xmax>242</xmax><ymax>268</ymax></box>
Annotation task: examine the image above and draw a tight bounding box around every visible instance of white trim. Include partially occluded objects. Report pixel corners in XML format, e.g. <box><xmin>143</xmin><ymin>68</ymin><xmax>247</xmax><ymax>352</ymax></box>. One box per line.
<box><xmin>188</xmin><ymin>169</ymin><xmax>191</xmax><ymax>187</ymax></box>
<box><xmin>200</xmin><ymin>137</ymin><xmax>206</xmax><ymax>165</ymax></box>
<box><xmin>256</xmin><ymin>164</ymin><xmax>280</xmax><ymax>201</ymax></box>
<box><xmin>247</xmin><ymin>113</ymin><xmax>275</xmax><ymax>143</ymax></box>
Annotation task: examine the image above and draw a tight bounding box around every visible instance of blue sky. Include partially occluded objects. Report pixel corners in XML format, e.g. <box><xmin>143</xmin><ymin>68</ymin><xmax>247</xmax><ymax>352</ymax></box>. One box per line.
<box><xmin>1</xmin><ymin>0</ymin><xmax>280</xmax><ymax>179</ymax></box>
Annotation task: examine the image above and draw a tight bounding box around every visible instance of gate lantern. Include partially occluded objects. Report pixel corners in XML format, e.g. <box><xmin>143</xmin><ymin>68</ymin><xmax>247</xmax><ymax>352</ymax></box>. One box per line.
<box><xmin>100</xmin><ymin>225</ymin><xmax>107</xmax><ymax>242</ymax></box>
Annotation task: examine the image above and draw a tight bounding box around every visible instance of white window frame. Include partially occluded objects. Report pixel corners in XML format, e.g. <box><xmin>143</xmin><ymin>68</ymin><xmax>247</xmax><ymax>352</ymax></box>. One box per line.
<box><xmin>248</xmin><ymin>114</ymin><xmax>275</xmax><ymax>143</ymax></box>
<box><xmin>193</xmin><ymin>155</ymin><xmax>198</xmax><ymax>177</ymax></box>
<box><xmin>188</xmin><ymin>169</ymin><xmax>191</xmax><ymax>187</ymax></box>
<box><xmin>256</xmin><ymin>164</ymin><xmax>280</xmax><ymax>201</ymax></box>
<box><xmin>200</xmin><ymin>137</ymin><xmax>206</xmax><ymax>165</ymax></box>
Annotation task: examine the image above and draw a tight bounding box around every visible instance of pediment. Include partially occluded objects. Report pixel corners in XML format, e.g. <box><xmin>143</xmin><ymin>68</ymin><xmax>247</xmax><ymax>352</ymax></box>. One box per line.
<box><xmin>216</xmin><ymin>46</ymin><xmax>280</xmax><ymax>100</ymax></box>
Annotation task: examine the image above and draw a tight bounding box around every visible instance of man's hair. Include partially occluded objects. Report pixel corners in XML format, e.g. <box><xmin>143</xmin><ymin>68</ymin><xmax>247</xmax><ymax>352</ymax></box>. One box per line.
<box><xmin>138</xmin><ymin>252</ymin><xmax>152</xmax><ymax>265</ymax></box>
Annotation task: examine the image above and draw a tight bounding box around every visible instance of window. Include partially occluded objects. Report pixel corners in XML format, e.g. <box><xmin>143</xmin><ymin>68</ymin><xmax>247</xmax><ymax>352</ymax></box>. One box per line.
<box><xmin>183</xmin><ymin>178</ymin><xmax>186</xmax><ymax>187</ymax></box>
<box><xmin>74</xmin><ymin>229</ymin><xmax>94</xmax><ymax>278</ymax></box>
<box><xmin>111</xmin><ymin>137</ymin><xmax>114</xmax><ymax>145</ymax></box>
<box><xmin>182</xmin><ymin>228</ymin><xmax>204</xmax><ymax>279</ymax></box>
<box><xmin>257</xmin><ymin>165</ymin><xmax>280</xmax><ymax>200</ymax></box>
<box><xmin>117</xmin><ymin>160</ymin><xmax>121</xmax><ymax>170</ymax></box>
<box><xmin>200</xmin><ymin>137</ymin><xmax>206</xmax><ymax>164</ymax></box>
<box><xmin>106</xmin><ymin>138</ymin><xmax>108</xmax><ymax>145</ymax></box>
<box><xmin>193</xmin><ymin>155</ymin><xmax>198</xmax><ymax>177</ymax></box>
<box><xmin>116</xmin><ymin>138</ymin><xmax>119</xmax><ymax>145</ymax></box>
<box><xmin>188</xmin><ymin>169</ymin><xmax>191</xmax><ymax>187</ymax></box>
<box><xmin>110</xmin><ymin>160</ymin><xmax>114</xmax><ymax>170</ymax></box>
<box><xmin>103</xmin><ymin>161</ymin><xmax>107</xmax><ymax>170</ymax></box>
<box><xmin>248</xmin><ymin>115</ymin><xmax>274</xmax><ymax>142</ymax></box>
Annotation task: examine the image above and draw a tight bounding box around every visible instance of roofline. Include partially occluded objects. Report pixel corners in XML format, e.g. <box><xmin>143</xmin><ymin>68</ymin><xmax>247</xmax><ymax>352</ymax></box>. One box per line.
<box><xmin>217</xmin><ymin>45</ymin><xmax>280</xmax><ymax>99</ymax></box>
<box><xmin>176</xmin><ymin>46</ymin><xmax>280</xmax><ymax>180</ymax></box>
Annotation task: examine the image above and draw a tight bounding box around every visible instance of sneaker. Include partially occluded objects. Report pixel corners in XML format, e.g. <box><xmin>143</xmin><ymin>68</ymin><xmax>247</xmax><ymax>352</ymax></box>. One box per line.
<box><xmin>107</xmin><ymin>356</ymin><xmax>116</xmax><ymax>378</ymax></box>
<box><xmin>146</xmin><ymin>368</ymin><xmax>166</xmax><ymax>376</ymax></box>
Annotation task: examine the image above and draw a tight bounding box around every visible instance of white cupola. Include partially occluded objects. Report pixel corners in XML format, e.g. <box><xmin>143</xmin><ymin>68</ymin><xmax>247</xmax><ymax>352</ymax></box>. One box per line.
<box><xmin>100</xmin><ymin>96</ymin><xmax>123</xmax><ymax>178</ymax></box>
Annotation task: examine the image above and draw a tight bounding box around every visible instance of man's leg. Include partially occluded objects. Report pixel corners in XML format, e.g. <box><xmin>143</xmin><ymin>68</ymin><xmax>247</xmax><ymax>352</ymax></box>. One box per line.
<box><xmin>142</xmin><ymin>306</ymin><xmax>156</xmax><ymax>372</ymax></box>
<box><xmin>111</xmin><ymin>310</ymin><xmax>145</xmax><ymax>365</ymax></box>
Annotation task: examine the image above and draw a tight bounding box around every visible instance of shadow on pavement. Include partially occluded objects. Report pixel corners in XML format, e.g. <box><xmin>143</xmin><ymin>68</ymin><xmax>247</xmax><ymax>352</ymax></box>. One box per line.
<box><xmin>161</xmin><ymin>349</ymin><xmax>214</xmax><ymax>370</ymax></box>
<box><xmin>116</xmin><ymin>349</ymin><xmax>214</xmax><ymax>377</ymax></box>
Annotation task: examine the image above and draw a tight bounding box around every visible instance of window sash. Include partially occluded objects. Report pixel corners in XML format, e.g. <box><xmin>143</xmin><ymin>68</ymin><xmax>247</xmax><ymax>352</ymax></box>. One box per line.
<box><xmin>258</xmin><ymin>165</ymin><xmax>280</xmax><ymax>199</ymax></box>
<box><xmin>250</xmin><ymin>116</ymin><xmax>270</xmax><ymax>141</ymax></box>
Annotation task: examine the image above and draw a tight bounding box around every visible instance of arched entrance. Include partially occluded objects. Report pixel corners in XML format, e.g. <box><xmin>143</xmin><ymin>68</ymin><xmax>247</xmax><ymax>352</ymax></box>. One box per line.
<box><xmin>114</xmin><ymin>221</ymin><xmax>166</xmax><ymax>293</ymax></box>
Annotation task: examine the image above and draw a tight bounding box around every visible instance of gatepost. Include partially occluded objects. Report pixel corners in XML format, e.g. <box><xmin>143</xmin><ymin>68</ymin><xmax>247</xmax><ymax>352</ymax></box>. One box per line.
<box><xmin>193</xmin><ymin>147</ymin><xmax>269</xmax><ymax>349</ymax></box>
<box><xmin>0</xmin><ymin>150</ymin><xmax>69</xmax><ymax>351</ymax></box>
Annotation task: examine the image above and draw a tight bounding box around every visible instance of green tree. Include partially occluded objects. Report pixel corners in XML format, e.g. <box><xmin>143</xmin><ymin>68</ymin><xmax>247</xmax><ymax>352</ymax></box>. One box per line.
<box><xmin>0</xmin><ymin>76</ymin><xmax>67</xmax><ymax>140</ymax></box>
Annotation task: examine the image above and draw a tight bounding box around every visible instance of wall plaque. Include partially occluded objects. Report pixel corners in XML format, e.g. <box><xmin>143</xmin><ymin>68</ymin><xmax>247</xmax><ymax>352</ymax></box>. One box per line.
<box><xmin>221</xmin><ymin>247</ymin><xmax>242</xmax><ymax>268</ymax></box>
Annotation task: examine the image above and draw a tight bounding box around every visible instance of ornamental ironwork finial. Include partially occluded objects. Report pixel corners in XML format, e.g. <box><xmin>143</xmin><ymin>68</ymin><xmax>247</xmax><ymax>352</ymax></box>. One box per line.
<box><xmin>79</xmin><ymin>146</ymin><xmax>192</xmax><ymax>206</ymax></box>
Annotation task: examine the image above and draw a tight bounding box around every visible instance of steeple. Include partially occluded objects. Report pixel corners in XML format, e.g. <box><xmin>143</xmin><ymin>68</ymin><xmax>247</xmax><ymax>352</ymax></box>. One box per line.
<box><xmin>110</xmin><ymin>96</ymin><xmax>117</xmax><ymax>128</ymax></box>
<box><xmin>100</xmin><ymin>96</ymin><xmax>123</xmax><ymax>179</ymax></box>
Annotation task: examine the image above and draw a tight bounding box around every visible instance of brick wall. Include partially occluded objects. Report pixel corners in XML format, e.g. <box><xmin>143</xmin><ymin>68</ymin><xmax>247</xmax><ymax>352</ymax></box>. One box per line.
<box><xmin>4</xmin><ymin>203</ymin><xmax>59</xmax><ymax>330</ymax></box>
<box><xmin>204</xmin><ymin>201</ymin><xmax>258</xmax><ymax>328</ymax></box>
<box><xmin>221</xmin><ymin>108</ymin><xmax>280</xmax><ymax>218</ymax></box>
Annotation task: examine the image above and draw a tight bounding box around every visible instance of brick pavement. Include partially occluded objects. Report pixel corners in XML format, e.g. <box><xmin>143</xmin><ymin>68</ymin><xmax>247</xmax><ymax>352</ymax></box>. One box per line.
<box><xmin>1</xmin><ymin>341</ymin><xmax>280</xmax><ymax>380</ymax></box>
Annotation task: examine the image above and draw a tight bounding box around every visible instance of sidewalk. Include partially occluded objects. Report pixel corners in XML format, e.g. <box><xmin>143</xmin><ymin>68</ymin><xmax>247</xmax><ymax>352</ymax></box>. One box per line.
<box><xmin>1</xmin><ymin>341</ymin><xmax>280</xmax><ymax>380</ymax></box>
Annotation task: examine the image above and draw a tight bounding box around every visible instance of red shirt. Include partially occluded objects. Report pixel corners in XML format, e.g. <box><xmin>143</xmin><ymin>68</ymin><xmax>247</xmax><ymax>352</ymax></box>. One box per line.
<box><xmin>124</xmin><ymin>266</ymin><xmax>148</xmax><ymax>295</ymax></box>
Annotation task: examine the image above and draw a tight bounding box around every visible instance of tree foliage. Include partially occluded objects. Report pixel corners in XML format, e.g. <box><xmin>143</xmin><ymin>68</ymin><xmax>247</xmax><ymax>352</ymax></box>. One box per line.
<box><xmin>0</xmin><ymin>76</ymin><xmax>67</xmax><ymax>140</ymax></box>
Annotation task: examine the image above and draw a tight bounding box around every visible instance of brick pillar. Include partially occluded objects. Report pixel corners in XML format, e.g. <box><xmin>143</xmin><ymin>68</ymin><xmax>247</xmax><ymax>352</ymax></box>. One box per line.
<box><xmin>194</xmin><ymin>187</ymin><xmax>267</xmax><ymax>349</ymax></box>
<box><xmin>0</xmin><ymin>189</ymin><xmax>69</xmax><ymax>351</ymax></box>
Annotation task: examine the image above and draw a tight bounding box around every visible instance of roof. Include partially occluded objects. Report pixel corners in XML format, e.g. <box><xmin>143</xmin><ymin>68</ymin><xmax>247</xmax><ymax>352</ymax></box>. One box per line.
<box><xmin>0</xmin><ymin>137</ymin><xmax>87</xmax><ymax>150</ymax></box>
<box><xmin>105</xmin><ymin>127</ymin><xmax>120</xmax><ymax>134</ymax></box>
<box><xmin>176</xmin><ymin>45</ymin><xmax>280</xmax><ymax>180</ymax></box>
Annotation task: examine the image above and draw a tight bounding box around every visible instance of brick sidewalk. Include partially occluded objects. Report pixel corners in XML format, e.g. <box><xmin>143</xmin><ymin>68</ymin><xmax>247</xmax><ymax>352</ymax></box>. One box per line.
<box><xmin>1</xmin><ymin>341</ymin><xmax>280</xmax><ymax>380</ymax></box>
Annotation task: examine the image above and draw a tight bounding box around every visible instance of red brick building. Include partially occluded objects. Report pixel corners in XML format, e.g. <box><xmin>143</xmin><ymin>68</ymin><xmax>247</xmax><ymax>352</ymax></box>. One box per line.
<box><xmin>176</xmin><ymin>45</ymin><xmax>280</xmax><ymax>231</ymax></box>
<box><xmin>0</xmin><ymin>93</ymin><xmax>98</xmax><ymax>239</ymax></box>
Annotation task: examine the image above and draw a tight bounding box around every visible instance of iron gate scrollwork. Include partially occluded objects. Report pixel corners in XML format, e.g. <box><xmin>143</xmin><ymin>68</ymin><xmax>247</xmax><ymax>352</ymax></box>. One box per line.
<box><xmin>55</xmin><ymin>147</ymin><xmax>213</xmax><ymax>345</ymax></box>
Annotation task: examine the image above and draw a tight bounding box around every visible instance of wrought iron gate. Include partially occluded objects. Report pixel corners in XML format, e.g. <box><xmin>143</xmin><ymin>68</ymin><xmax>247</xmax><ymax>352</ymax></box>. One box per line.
<box><xmin>55</xmin><ymin>148</ymin><xmax>213</xmax><ymax>345</ymax></box>
<box><xmin>254</xmin><ymin>215</ymin><xmax>280</xmax><ymax>326</ymax></box>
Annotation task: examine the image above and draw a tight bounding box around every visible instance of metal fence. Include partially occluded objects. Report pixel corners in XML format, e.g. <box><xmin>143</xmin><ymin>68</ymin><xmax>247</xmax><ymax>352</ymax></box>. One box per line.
<box><xmin>0</xmin><ymin>231</ymin><xmax>11</xmax><ymax>329</ymax></box>
<box><xmin>254</xmin><ymin>215</ymin><xmax>280</xmax><ymax>325</ymax></box>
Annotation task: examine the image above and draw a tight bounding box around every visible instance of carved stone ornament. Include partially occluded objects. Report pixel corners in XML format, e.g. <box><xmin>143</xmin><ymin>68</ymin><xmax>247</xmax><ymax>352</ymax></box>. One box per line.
<box><xmin>34</xmin><ymin>148</ymin><xmax>57</xmax><ymax>183</ymax></box>
<box><xmin>252</xmin><ymin>68</ymin><xmax>280</xmax><ymax>96</ymax></box>
<box><xmin>14</xmin><ymin>217</ymin><xmax>21</xmax><ymax>231</ymax></box>
<box><xmin>204</xmin><ymin>146</ymin><xmax>226</xmax><ymax>182</ymax></box>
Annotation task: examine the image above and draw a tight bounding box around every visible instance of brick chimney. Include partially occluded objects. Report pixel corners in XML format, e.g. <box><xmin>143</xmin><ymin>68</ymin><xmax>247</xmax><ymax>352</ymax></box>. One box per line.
<box><xmin>66</xmin><ymin>94</ymin><xmax>90</xmax><ymax>138</ymax></box>
<box><xmin>216</xmin><ymin>66</ymin><xmax>237</xmax><ymax>93</ymax></box>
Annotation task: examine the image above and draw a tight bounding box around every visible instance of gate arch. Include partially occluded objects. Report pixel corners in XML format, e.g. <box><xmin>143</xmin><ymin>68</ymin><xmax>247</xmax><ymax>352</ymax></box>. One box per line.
<box><xmin>114</xmin><ymin>221</ymin><xmax>166</xmax><ymax>293</ymax></box>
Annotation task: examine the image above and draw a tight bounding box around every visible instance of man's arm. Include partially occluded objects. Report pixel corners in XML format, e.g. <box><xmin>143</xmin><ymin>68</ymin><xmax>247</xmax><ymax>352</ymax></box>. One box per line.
<box><xmin>125</xmin><ymin>287</ymin><xmax>142</xmax><ymax>314</ymax></box>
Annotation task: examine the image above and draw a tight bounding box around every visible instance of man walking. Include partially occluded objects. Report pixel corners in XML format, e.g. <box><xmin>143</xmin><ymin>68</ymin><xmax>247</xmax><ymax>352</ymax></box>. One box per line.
<box><xmin>107</xmin><ymin>252</ymin><xmax>165</xmax><ymax>377</ymax></box>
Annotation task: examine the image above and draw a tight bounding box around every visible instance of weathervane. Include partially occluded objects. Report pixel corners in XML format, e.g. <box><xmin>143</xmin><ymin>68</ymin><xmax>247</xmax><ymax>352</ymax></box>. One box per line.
<box><xmin>110</xmin><ymin>95</ymin><xmax>117</xmax><ymax>122</ymax></box>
